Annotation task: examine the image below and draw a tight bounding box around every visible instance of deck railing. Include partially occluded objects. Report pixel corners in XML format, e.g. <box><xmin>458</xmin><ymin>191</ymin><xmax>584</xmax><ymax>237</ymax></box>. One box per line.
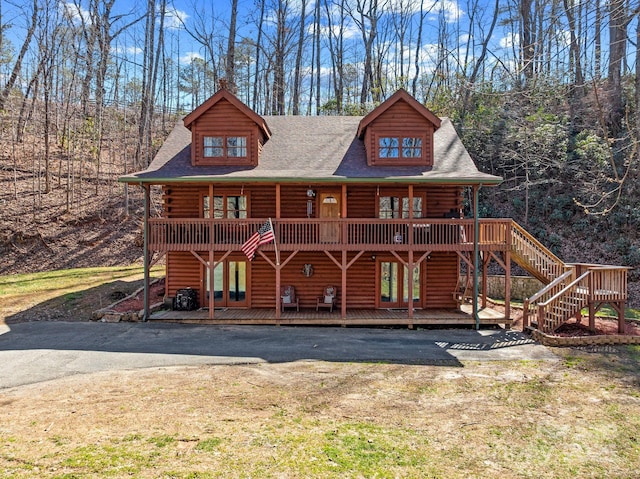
<box><xmin>530</xmin><ymin>265</ymin><xmax>628</xmax><ymax>333</ymax></box>
<box><xmin>147</xmin><ymin>217</ymin><xmax>513</xmax><ymax>252</ymax></box>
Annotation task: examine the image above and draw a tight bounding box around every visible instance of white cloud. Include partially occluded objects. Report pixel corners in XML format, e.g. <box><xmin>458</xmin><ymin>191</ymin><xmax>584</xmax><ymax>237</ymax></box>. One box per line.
<box><xmin>499</xmin><ymin>33</ymin><xmax>519</xmax><ymax>49</ymax></box>
<box><xmin>127</xmin><ymin>46</ymin><xmax>143</xmax><ymax>55</ymax></box>
<box><xmin>179</xmin><ymin>51</ymin><xmax>204</xmax><ymax>64</ymax></box>
<box><xmin>163</xmin><ymin>6</ymin><xmax>189</xmax><ymax>29</ymax></box>
<box><xmin>314</xmin><ymin>22</ymin><xmax>360</xmax><ymax>41</ymax></box>
<box><xmin>61</xmin><ymin>2</ymin><xmax>90</xmax><ymax>24</ymax></box>
<box><xmin>111</xmin><ymin>45</ymin><xmax>143</xmax><ymax>56</ymax></box>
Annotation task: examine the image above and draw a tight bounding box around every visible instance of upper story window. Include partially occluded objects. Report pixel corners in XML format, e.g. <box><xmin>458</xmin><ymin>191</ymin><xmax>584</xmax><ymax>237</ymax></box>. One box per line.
<box><xmin>204</xmin><ymin>195</ymin><xmax>248</xmax><ymax>219</ymax></box>
<box><xmin>378</xmin><ymin>196</ymin><xmax>423</xmax><ymax>219</ymax></box>
<box><xmin>203</xmin><ymin>136</ymin><xmax>247</xmax><ymax>158</ymax></box>
<box><xmin>378</xmin><ymin>136</ymin><xmax>423</xmax><ymax>160</ymax></box>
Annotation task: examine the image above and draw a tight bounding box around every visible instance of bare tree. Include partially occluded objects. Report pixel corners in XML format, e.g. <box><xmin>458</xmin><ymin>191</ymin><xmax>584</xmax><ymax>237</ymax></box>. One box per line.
<box><xmin>292</xmin><ymin>0</ymin><xmax>307</xmax><ymax>115</ymax></box>
<box><xmin>348</xmin><ymin>0</ymin><xmax>385</xmax><ymax>106</ymax></box>
<box><xmin>0</xmin><ymin>0</ymin><xmax>38</xmax><ymax>111</ymax></box>
<box><xmin>226</xmin><ymin>0</ymin><xmax>239</xmax><ymax>91</ymax></box>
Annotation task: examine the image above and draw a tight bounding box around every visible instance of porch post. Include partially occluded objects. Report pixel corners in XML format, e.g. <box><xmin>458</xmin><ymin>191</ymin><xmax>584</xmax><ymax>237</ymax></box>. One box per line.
<box><xmin>341</xmin><ymin>250</ymin><xmax>347</xmax><ymax>321</ymax></box>
<box><xmin>482</xmin><ymin>253</ymin><xmax>489</xmax><ymax>309</ymax></box>
<box><xmin>473</xmin><ymin>185</ymin><xmax>481</xmax><ymax>329</ymax></box>
<box><xmin>341</xmin><ymin>184</ymin><xmax>347</xmax><ymax>218</ymax></box>
<box><xmin>276</xmin><ymin>264</ymin><xmax>281</xmax><ymax>322</ymax></box>
<box><xmin>209</xmin><ymin>184</ymin><xmax>214</xmax><ymax>320</ymax></box>
<box><xmin>408</xmin><ymin>250</ymin><xmax>414</xmax><ymax>327</ymax></box>
<box><xmin>142</xmin><ymin>183</ymin><xmax>150</xmax><ymax>321</ymax></box>
<box><xmin>504</xmin><ymin>249</ymin><xmax>511</xmax><ymax>323</ymax></box>
<box><xmin>209</xmin><ymin>250</ymin><xmax>215</xmax><ymax>320</ymax></box>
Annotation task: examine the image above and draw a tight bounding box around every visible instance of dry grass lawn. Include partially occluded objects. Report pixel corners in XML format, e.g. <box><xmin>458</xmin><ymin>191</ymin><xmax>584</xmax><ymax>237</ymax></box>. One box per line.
<box><xmin>1</xmin><ymin>347</ymin><xmax>640</xmax><ymax>478</ymax></box>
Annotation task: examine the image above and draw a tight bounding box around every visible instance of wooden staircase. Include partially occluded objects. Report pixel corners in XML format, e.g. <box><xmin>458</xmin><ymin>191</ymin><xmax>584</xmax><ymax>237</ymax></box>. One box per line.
<box><xmin>510</xmin><ymin>222</ymin><xmax>628</xmax><ymax>333</ymax></box>
<box><xmin>510</xmin><ymin>221</ymin><xmax>567</xmax><ymax>283</ymax></box>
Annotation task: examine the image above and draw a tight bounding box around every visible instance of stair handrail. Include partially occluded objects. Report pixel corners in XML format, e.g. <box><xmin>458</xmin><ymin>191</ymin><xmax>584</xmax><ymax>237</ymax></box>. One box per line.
<box><xmin>510</xmin><ymin>221</ymin><xmax>566</xmax><ymax>281</ymax></box>
<box><xmin>522</xmin><ymin>268</ymin><xmax>576</xmax><ymax>329</ymax></box>
<box><xmin>511</xmin><ymin>221</ymin><xmax>565</xmax><ymax>265</ymax></box>
<box><xmin>538</xmin><ymin>271</ymin><xmax>590</xmax><ymax>308</ymax></box>
<box><xmin>537</xmin><ymin>271</ymin><xmax>591</xmax><ymax>333</ymax></box>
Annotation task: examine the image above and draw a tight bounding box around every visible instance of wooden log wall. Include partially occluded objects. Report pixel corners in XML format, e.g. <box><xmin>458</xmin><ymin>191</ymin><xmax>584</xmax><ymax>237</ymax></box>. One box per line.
<box><xmin>166</xmin><ymin>251</ymin><xmax>202</xmax><ymax>300</ymax></box>
<box><xmin>160</xmin><ymin>183</ymin><xmax>462</xmax><ymax>310</ymax></box>
<box><xmin>425</xmin><ymin>252</ymin><xmax>459</xmax><ymax>308</ymax></box>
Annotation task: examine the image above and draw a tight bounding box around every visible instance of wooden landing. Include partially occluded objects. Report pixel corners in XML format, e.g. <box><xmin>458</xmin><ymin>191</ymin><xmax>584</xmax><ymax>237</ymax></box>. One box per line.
<box><xmin>150</xmin><ymin>304</ymin><xmax>510</xmax><ymax>327</ymax></box>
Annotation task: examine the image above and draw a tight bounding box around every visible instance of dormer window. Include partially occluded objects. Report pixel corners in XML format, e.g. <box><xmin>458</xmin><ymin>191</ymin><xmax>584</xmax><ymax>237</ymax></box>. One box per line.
<box><xmin>379</xmin><ymin>136</ymin><xmax>423</xmax><ymax>159</ymax></box>
<box><xmin>374</xmin><ymin>133</ymin><xmax>426</xmax><ymax>164</ymax></box>
<box><xmin>204</xmin><ymin>136</ymin><xmax>247</xmax><ymax>158</ymax></box>
<box><xmin>357</xmin><ymin>89</ymin><xmax>440</xmax><ymax>167</ymax></box>
<box><xmin>184</xmin><ymin>89</ymin><xmax>271</xmax><ymax>167</ymax></box>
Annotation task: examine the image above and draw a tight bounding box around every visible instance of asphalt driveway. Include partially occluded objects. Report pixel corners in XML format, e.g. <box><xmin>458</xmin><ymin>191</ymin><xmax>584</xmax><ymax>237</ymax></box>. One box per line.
<box><xmin>0</xmin><ymin>321</ymin><xmax>558</xmax><ymax>389</ymax></box>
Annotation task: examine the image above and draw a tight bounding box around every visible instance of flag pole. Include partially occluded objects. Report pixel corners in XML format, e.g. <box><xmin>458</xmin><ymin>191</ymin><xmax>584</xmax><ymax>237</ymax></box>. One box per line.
<box><xmin>269</xmin><ymin>217</ymin><xmax>280</xmax><ymax>266</ymax></box>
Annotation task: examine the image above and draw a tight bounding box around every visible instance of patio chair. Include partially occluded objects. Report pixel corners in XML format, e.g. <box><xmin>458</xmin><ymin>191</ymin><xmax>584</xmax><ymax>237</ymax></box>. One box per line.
<box><xmin>316</xmin><ymin>285</ymin><xmax>337</xmax><ymax>312</ymax></box>
<box><xmin>280</xmin><ymin>285</ymin><xmax>299</xmax><ymax>312</ymax></box>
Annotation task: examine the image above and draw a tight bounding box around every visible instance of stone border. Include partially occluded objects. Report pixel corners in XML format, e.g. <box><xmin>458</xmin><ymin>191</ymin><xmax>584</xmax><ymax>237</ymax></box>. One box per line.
<box><xmin>92</xmin><ymin>278</ymin><xmax>164</xmax><ymax>323</ymax></box>
<box><xmin>529</xmin><ymin>328</ymin><xmax>640</xmax><ymax>347</ymax></box>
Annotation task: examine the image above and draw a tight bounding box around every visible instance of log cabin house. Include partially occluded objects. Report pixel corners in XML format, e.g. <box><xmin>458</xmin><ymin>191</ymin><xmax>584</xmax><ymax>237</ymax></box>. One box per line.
<box><xmin>120</xmin><ymin>88</ymin><xmax>629</xmax><ymax>332</ymax></box>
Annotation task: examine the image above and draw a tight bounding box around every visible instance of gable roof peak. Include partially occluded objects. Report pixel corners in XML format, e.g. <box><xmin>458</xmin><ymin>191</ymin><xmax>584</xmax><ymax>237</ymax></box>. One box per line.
<box><xmin>182</xmin><ymin>88</ymin><xmax>271</xmax><ymax>139</ymax></box>
<box><xmin>357</xmin><ymin>89</ymin><xmax>442</xmax><ymax>138</ymax></box>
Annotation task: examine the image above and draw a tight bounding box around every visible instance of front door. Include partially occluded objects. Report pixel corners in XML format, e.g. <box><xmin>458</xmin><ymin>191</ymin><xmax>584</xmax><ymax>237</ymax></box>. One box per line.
<box><xmin>319</xmin><ymin>192</ymin><xmax>341</xmax><ymax>243</ymax></box>
<box><xmin>205</xmin><ymin>259</ymin><xmax>248</xmax><ymax>308</ymax></box>
<box><xmin>378</xmin><ymin>260</ymin><xmax>421</xmax><ymax>308</ymax></box>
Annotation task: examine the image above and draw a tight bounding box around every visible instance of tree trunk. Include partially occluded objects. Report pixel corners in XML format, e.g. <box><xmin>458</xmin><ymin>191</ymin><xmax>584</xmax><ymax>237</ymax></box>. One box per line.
<box><xmin>0</xmin><ymin>0</ymin><xmax>38</xmax><ymax>111</ymax></box>
<box><xmin>226</xmin><ymin>0</ymin><xmax>238</xmax><ymax>91</ymax></box>
<box><xmin>292</xmin><ymin>0</ymin><xmax>307</xmax><ymax>115</ymax></box>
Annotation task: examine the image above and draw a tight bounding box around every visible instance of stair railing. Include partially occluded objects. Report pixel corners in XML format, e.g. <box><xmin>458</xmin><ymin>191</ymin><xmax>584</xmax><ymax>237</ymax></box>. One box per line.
<box><xmin>523</xmin><ymin>268</ymin><xmax>576</xmax><ymax>329</ymax></box>
<box><xmin>536</xmin><ymin>271</ymin><xmax>591</xmax><ymax>333</ymax></box>
<box><xmin>510</xmin><ymin>221</ymin><xmax>566</xmax><ymax>282</ymax></box>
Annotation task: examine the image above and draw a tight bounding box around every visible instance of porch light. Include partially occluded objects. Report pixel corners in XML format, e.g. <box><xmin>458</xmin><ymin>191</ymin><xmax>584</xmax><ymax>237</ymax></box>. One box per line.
<box><xmin>323</xmin><ymin>195</ymin><xmax>337</xmax><ymax>204</ymax></box>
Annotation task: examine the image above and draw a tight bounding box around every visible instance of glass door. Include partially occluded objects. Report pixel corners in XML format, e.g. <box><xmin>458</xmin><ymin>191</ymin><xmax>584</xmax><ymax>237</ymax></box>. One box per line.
<box><xmin>206</xmin><ymin>259</ymin><xmax>248</xmax><ymax>308</ymax></box>
<box><xmin>379</xmin><ymin>261</ymin><xmax>421</xmax><ymax>308</ymax></box>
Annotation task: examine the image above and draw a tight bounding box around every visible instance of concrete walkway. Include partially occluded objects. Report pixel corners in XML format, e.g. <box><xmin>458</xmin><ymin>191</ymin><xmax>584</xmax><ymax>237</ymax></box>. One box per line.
<box><xmin>0</xmin><ymin>321</ymin><xmax>558</xmax><ymax>389</ymax></box>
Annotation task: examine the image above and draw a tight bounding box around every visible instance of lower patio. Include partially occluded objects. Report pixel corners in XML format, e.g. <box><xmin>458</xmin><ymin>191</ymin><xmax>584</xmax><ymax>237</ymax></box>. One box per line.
<box><xmin>149</xmin><ymin>303</ymin><xmax>510</xmax><ymax>327</ymax></box>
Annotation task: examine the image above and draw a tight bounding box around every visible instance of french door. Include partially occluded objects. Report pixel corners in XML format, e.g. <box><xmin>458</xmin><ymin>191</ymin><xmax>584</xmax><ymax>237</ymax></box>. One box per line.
<box><xmin>378</xmin><ymin>261</ymin><xmax>421</xmax><ymax>308</ymax></box>
<box><xmin>205</xmin><ymin>259</ymin><xmax>248</xmax><ymax>307</ymax></box>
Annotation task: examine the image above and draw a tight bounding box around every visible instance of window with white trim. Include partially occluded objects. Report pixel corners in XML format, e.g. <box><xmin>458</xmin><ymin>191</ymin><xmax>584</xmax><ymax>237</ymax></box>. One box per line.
<box><xmin>203</xmin><ymin>136</ymin><xmax>247</xmax><ymax>158</ymax></box>
<box><xmin>378</xmin><ymin>136</ymin><xmax>423</xmax><ymax>160</ymax></box>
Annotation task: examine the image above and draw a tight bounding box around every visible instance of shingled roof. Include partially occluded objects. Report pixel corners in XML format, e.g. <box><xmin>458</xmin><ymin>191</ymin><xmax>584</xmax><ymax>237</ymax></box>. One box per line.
<box><xmin>120</xmin><ymin>114</ymin><xmax>502</xmax><ymax>185</ymax></box>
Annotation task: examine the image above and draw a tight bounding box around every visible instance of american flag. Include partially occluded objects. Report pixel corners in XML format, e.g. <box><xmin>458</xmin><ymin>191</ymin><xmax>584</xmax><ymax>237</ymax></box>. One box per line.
<box><xmin>241</xmin><ymin>219</ymin><xmax>275</xmax><ymax>261</ymax></box>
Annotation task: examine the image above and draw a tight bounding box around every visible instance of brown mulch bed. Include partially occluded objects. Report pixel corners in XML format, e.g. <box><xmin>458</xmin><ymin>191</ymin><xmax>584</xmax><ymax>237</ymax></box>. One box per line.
<box><xmin>554</xmin><ymin>317</ymin><xmax>640</xmax><ymax>336</ymax></box>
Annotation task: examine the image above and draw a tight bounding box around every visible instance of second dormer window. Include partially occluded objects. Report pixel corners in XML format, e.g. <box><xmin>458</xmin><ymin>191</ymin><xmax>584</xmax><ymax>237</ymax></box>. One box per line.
<box><xmin>204</xmin><ymin>136</ymin><xmax>247</xmax><ymax>158</ymax></box>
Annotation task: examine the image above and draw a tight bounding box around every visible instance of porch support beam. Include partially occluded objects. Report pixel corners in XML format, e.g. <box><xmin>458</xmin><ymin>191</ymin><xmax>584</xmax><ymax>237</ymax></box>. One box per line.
<box><xmin>408</xmin><ymin>250</ymin><xmax>414</xmax><ymax>327</ymax></box>
<box><xmin>324</xmin><ymin>250</ymin><xmax>365</xmax><ymax>321</ymax></box>
<box><xmin>259</xmin><ymin>250</ymin><xmax>298</xmax><ymax>322</ymax></box>
<box><xmin>342</xmin><ymin>251</ymin><xmax>347</xmax><ymax>321</ymax></box>
<box><xmin>341</xmin><ymin>184</ymin><xmax>347</xmax><ymax>219</ymax></box>
<box><xmin>191</xmin><ymin>250</ymin><xmax>232</xmax><ymax>320</ymax></box>
<box><xmin>209</xmin><ymin>250</ymin><xmax>215</xmax><ymax>319</ymax></box>
<box><xmin>482</xmin><ymin>252</ymin><xmax>490</xmax><ymax>309</ymax></box>
<box><xmin>391</xmin><ymin>251</ymin><xmax>407</xmax><ymax>266</ymax></box>
<box><xmin>473</xmin><ymin>185</ymin><xmax>481</xmax><ymax>329</ymax></box>
<box><xmin>142</xmin><ymin>183</ymin><xmax>150</xmax><ymax>321</ymax></box>
<box><xmin>149</xmin><ymin>251</ymin><xmax>166</xmax><ymax>269</ymax></box>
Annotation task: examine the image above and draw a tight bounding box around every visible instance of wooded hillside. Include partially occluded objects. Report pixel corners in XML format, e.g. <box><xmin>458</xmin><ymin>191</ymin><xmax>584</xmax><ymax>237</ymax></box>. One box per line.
<box><xmin>0</xmin><ymin>0</ymin><xmax>638</xmax><ymax>305</ymax></box>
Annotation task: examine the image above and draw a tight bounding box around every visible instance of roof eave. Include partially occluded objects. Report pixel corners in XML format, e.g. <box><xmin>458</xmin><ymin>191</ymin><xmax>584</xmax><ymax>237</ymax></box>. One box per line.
<box><xmin>118</xmin><ymin>175</ymin><xmax>503</xmax><ymax>186</ymax></box>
